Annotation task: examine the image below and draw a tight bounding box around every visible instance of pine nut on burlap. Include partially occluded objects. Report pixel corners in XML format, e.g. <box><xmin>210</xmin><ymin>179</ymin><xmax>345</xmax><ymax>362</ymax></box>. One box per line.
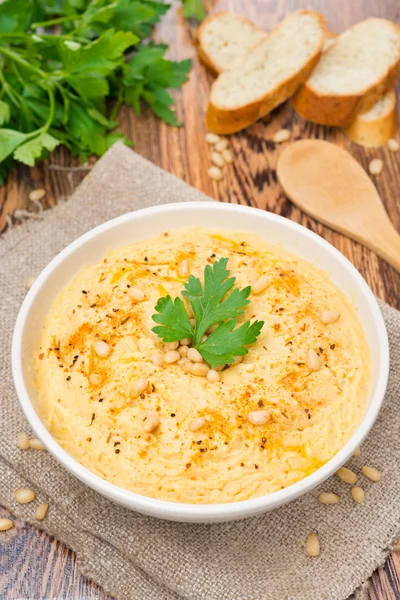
<box><xmin>1</xmin><ymin>142</ymin><xmax>399</xmax><ymax>600</ymax></box>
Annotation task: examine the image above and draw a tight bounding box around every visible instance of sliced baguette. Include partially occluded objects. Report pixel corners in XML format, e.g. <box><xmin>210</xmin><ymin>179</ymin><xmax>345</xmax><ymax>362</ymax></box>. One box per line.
<box><xmin>323</xmin><ymin>32</ymin><xmax>337</xmax><ymax>51</ymax></box>
<box><xmin>344</xmin><ymin>90</ymin><xmax>397</xmax><ymax>147</ymax></box>
<box><xmin>206</xmin><ymin>10</ymin><xmax>326</xmax><ymax>134</ymax></box>
<box><xmin>197</xmin><ymin>12</ymin><xmax>267</xmax><ymax>75</ymax></box>
<box><xmin>292</xmin><ymin>18</ymin><xmax>400</xmax><ymax>126</ymax></box>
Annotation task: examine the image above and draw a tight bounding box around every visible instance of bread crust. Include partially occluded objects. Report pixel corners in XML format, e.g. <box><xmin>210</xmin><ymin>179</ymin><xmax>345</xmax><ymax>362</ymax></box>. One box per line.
<box><xmin>197</xmin><ymin>11</ymin><xmax>267</xmax><ymax>76</ymax></box>
<box><xmin>344</xmin><ymin>90</ymin><xmax>397</xmax><ymax>147</ymax></box>
<box><xmin>206</xmin><ymin>10</ymin><xmax>327</xmax><ymax>134</ymax></box>
<box><xmin>292</xmin><ymin>19</ymin><xmax>400</xmax><ymax>126</ymax></box>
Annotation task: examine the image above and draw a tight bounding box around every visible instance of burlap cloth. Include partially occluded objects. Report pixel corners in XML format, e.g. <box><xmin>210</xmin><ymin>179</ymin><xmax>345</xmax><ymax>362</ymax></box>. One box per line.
<box><xmin>1</xmin><ymin>142</ymin><xmax>399</xmax><ymax>600</ymax></box>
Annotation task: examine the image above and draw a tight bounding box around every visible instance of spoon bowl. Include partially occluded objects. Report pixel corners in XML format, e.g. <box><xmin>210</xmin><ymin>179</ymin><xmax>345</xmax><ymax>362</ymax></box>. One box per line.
<box><xmin>277</xmin><ymin>139</ymin><xmax>400</xmax><ymax>272</ymax></box>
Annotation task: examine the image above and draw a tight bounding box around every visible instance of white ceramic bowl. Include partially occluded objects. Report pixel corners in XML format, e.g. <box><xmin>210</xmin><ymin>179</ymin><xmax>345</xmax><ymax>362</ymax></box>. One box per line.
<box><xmin>12</xmin><ymin>203</ymin><xmax>389</xmax><ymax>523</ymax></box>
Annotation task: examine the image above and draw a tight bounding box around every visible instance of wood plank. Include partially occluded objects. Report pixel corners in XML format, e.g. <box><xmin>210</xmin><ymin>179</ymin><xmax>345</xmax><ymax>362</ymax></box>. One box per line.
<box><xmin>1</xmin><ymin>0</ymin><xmax>400</xmax><ymax>598</ymax></box>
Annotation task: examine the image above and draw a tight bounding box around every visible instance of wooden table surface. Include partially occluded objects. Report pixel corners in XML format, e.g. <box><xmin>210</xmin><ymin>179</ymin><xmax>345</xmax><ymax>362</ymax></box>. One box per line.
<box><xmin>1</xmin><ymin>0</ymin><xmax>400</xmax><ymax>598</ymax></box>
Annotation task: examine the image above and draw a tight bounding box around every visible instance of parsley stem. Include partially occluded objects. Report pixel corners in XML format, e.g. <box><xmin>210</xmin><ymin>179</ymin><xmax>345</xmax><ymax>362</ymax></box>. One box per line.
<box><xmin>110</xmin><ymin>87</ymin><xmax>124</xmax><ymax>121</ymax></box>
<box><xmin>0</xmin><ymin>46</ymin><xmax>45</xmax><ymax>78</ymax></box>
<box><xmin>0</xmin><ymin>32</ymin><xmax>28</xmax><ymax>38</ymax></box>
<box><xmin>0</xmin><ymin>32</ymin><xmax>72</xmax><ymax>41</ymax></box>
<box><xmin>31</xmin><ymin>15</ymin><xmax>79</xmax><ymax>28</ymax></box>
<box><xmin>54</xmin><ymin>83</ymin><xmax>70</xmax><ymax>125</ymax></box>
<box><xmin>0</xmin><ymin>68</ymin><xmax>21</xmax><ymax>109</ymax></box>
<box><xmin>40</xmin><ymin>86</ymin><xmax>56</xmax><ymax>133</ymax></box>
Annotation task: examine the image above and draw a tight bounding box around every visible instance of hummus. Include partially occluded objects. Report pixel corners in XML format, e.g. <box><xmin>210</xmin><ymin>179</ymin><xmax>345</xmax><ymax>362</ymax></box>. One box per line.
<box><xmin>35</xmin><ymin>228</ymin><xmax>371</xmax><ymax>504</ymax></box>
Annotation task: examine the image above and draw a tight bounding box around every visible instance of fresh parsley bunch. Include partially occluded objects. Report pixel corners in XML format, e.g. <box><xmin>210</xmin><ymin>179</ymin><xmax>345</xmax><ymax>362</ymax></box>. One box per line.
<box><xmin>152</xmin><ymin>258</ymin><xmax>264</xmax><ymax>368</ymax></box>
<box><xmin>181</xmin><ymin>0</ymin><xmax>206</xmax><ymax>21</ymax></box>
<box><xmin>0</xmin><ymin>0</ymin><xmax>193</xmax><ymax>183</ymax></box>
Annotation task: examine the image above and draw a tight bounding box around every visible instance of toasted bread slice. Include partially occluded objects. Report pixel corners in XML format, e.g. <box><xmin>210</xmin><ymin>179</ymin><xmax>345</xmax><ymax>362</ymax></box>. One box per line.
<box><xmin>197</xmin><ymin>12</ymin><xmax>267</xmax><ymax>75</ymax></box>
<box><xmin>292</xmin><ymin>18</ymin><xmax>400</xmax><ymax>126</ymax></box>
<box><xmin>344</xmin><ymin>90</ymin><xmax>397</xmax><ymax>147</ymax></box>
<box><xmin>206</xmin><ymin>10</ymin><xmax>326</xmax><ymax>134</ymax></box>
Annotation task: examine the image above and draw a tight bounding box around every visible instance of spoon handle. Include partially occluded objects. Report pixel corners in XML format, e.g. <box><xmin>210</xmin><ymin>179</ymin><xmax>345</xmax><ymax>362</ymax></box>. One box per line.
<box><xmin>362</xmin><ymin>218</ymin><xmax>400</xmax><ymax>273</ymax></box>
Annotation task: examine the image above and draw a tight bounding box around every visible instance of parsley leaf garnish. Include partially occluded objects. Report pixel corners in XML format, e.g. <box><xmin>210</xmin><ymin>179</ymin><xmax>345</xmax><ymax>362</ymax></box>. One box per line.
<box><xmin>197</xmin><ymin>319</ymin><xmax>264</xmax><ymax>367</ymax></box>
<box><xmin>182</xmin><ymin>257</ymin><xmax>251</xmax><ymax>345</ymax></box>
<box><xmin>152</xmin><ymin>258</ymin><xmax>264</xmax><ymax>368</ymax></box>
<box><xmin>0</xmin><ymin>0</ymin><xmax>193</xmax><ymax>183</ymax></box>
<box><xmin>152</xmin><ymin>296</ymin><xmax>194</xmax><ymax>342</ymax></box>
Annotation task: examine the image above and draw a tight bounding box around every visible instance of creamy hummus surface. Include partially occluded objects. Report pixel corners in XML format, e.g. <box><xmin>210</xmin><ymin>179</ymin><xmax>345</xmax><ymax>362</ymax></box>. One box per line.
<box><xmin>35</xmin><ymin>228</ymin><xmax>371</xmax><ymax>503</ymax></box>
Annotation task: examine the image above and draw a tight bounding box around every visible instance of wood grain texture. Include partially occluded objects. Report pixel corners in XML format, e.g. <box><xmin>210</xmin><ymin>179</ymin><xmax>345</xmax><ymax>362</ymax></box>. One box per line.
<box><xmin>1</xmin><ymin>0</ymin><xmax>400</xmax><ymax>598</ymax></box>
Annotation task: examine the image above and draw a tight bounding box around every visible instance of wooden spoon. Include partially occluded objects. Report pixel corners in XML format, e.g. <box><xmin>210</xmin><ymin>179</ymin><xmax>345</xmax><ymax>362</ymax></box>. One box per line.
<box><xmin>276</xmin><ymin>139</ymin><xmax>400</xmax><ymax>273</ymax></box>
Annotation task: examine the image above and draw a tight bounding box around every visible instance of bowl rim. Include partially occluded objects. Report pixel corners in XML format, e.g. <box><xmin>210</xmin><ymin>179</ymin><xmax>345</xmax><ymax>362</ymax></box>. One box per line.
<box><xmin>12</xmin><ymin>202</ymin><xmax>389</xmax><ymax>521</ymax></box>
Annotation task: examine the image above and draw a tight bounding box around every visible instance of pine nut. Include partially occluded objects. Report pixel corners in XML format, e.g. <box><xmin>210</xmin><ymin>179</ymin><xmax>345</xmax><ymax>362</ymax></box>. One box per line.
<box><xmin>29</xmin><ymin>188</ymin><xmax>46</xmax><ymax>202</ymax></box>
<box><xmin>0</xmin><ymin>518</ymin><xmax>14</xmax><ymax>531</ymax></box>
<box><xmin>232</xmin><ymin>355</ymin><xmax>244</xmax><ymax>366</ymax></box>
<box><xmin>17</xmin><ymin>432</ymin><xmax>30</xmax><ymax>450</ymax></box>
<box><xmin>208</xmin><ymin>164</ymin><xmax>223</xmax><ymax>180</ymax></box>
<box><xmin>164</xmin><ymin>350</ymin><xmax>181</xmax><ymax>364</ymax></box>
<box><xmin>337</xmin><ymin>466</ymin><xmax>357</xmax><ymax>485</ymax></box>
<box><xmin>307</xmin><ymin>349</ymin><xmax>320</xmax><ymax>372</ymax></box>
<box><xmin>189</xmin><ymin>318</ymin><xmax>196</xmax><ymax>327</ymax></box>
<box><xmin>15</xmin><ymin>488</ymin><xmax>36</xmax><ymax>504</ymax></box>
<box><xmin>179</xmin><ymin>345</ymin><xmax>189</xmax><ymax>356</ymax></box>
<box><xmin>26</xmin><ymin>276</ymin><xmax>36</xmax><ymax>289</ymax></box>
<box><xmin>387</xmin><ymin>138</ymin><xmax>400</xmax><ymax>152</ymax></box>
<box><xmin>222</xmin><ymin>149</ymin><xmax>233</xmax><ymax>164</ymax></box>
<box><xmin>187</xmin><ymin>348</ymin><xmax>203</xmax><ymax>363</ymax></box>
<box><xmin>318</xmin><ymin>492</ymin><xmax>340</xmax><ymax>505</ymax></box>
<box><xmin>143</xmin><ymin>414</ymin><xmax>159</xmax><ymax>433</ymax></box>
<box><xmin>151</xmin><ymin>351</ymin><xmax>164</xmax><ymax>367</ymax></box>
<box><xmin>178</xmin><ymin>259</ymin><xmax>189</xmax><ymax>278</ymax></box>
<box><xmin>215</xmin><ymin>364</ymin><xmax>226</xmax><ymax>371</ymax></box>
<box><xmin>191</xmin><ymin>363</ymin><xmax>210</xmax><ymax>377</ymax></box>
<box><xmin>247</xmin><ymin>410</ymin><xmax>271</xmax><ymax>425</ymax></box>
<box><xmin>252</xmin><ymin>275</ymin><xmax>269</xmax><ymax>294</ymax></box>
<box><xmin>34</xmin><ymin>503</ymin><xmax>49</xmax><ymax>520</ymax></box>
<box><xmin>29</xmin><ymin>438</ymin><xmax>46</xmax><ymax>451</ymax></box>
<box><xmin>93</xmin><ymin>341</ymin><xmax>110</xmax><ymax>357</ymax></box>
<box><xmin>164</xmin><ymin>341</ymin><xmax>179</xmax><ymax>352</ymax></box>
<box><xmin>178</xmin><ymin>357</ymin><xmax>191</xmax><ymax>367</ymax></box>
<box><xmin>188</xmin><ymin>417</ymin><xmax>206</xmax><ymax>431</ymax></box>
<box><xmin>361</xmin><ymin>465</ymin><xmax>382</xmax><ymax>482</ymax></box>
<box><xmin>130</xmin><ymin>378</ymin><xmax>148</xmax><ymax>398</ymax></box>
<box><xmin>211</xmin><ymin>152</ymin><xmax>224</xmax><ymax>168</ymax></box>
<box><xmin>351</xmin><ymin>486</ymin><xmax>365</xmax><ymax>503</ymax></box>
<box><xmin>215</xmin><ymin>139</ymin><xmax>228</xmax><ymax>152</ymax></box>
<box><xmin>89</xmin><ymin>373</ymin><xmax>102</xmax><ymax>386</ymax></box>
<box><xmin>368</xmin><ymin>158</ymin><xmax>383</xmax><ymax>176</ymax></box>
<box><xmin>207</xmin><ymin>369</ymin><xmax>220</xmax><ymax>383</ymax></box>
<box><xmin>183</xmin><ymin>360</ymin><xmax>193</xmax><ymax>373</ymax></box>
<box><xmin>306</xmin><ymin>533</ymin><xmax>320</xmax><ymax>557</ymax></box>
<box><xmin>320</xmin><ymin>311</ymin><xmax>340</xmax><ymax>324</ymax></box>
<box><xmin>273</xmin><ymin>129</ymin><xmax>290</xmax><ymax>143</ymax></box>
<box><xmin>128</xmin><ymin>287</ymin><xmax>145</xmax><ymax>301</ymax></box>
<box><xmin>353</xmin><ymin>447</ymin><xmax>361</xmax><ymax>457</ymax></box>
<box><xmin>179</xmin><ymin>338</ymin><xmax>192</xmax><ymax>346</ymax></box>
<box><xmin>201</xmin><ymin>335</ymin><xmax>208</xmax><ymax>343</ymax></box>
<box><xmin>205</xmin><ymin>132</ymin><xmax>220</xmax><ymax>144</ymax></box>
<box><xmin>207</xmin><ymin>323</ymin><xmax>218</xmax><ymax>334</ymax></box>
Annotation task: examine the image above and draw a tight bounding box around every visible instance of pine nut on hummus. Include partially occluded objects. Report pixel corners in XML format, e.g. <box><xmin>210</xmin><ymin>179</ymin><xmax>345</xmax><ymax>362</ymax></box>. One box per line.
<box><xmin>35</xmin><ymin>228</ymin><xmax>371</xmax><ymax>504</ymax></box>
